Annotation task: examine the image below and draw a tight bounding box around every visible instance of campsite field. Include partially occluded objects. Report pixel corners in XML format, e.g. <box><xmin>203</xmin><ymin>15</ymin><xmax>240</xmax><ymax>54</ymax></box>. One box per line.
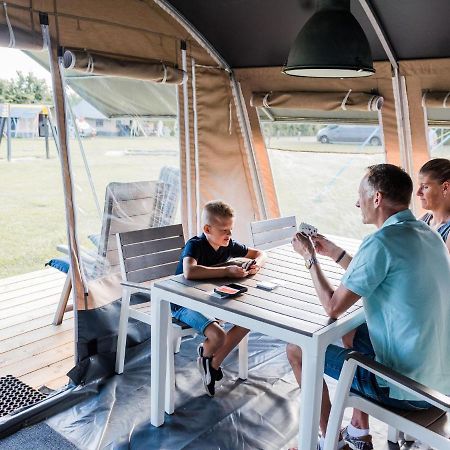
<box><xmin>1</xmin><ymin>136</ymin><xmax>449</xmax><ymax>278</ymax></box>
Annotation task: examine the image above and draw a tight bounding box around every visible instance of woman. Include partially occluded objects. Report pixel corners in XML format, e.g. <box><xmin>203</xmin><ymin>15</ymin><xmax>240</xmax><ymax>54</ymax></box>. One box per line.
<box><xmin>417</xmin><ymin>158</ymin><xmax>450</xmax><ymax>252</ymax></box>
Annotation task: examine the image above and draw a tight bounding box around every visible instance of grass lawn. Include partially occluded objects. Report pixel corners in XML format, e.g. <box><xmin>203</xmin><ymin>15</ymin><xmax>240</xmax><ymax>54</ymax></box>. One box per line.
<box><xmin>1</xmin><ymin>135</ymin><xmax>448</xmax><ymax>279</ymax></box>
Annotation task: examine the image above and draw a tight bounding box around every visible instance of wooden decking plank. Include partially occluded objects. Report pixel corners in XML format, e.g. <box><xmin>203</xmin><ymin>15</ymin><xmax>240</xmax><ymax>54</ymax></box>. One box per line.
<box><xmin>0</xmin><ymin>330</ymin><xmax>74</xmax><ymax>369</ymax></box>
<box><xmin>0</xmin><ymin>293</ymin><xmax>67</xmax><ymax>320</ymax></box>
<box><xmin>0</xmin><ymin>320</ymin><xmax>74</xmax><ymax>354</ymax></box>
<box><xmin>19</xmin><ymin>356</ymin><xmax>74</xmax><ymax>390</ymax></box>
<box><xmin>0</xmin><ymin>287</ymin><xmax>69</xmax><ymax>311</ymax></box>
<box><xmin>0</xmin><ymin>270</ymin><xmax>65</xmax><ymax>294</ymax></box>
<box><xmin>0</xmin><ymin>311</ymin><xmax>74</xmax><ymax>341</ymax></box>
<box><xmin>0</xmin><ymin>268</ymin><xmax>60</xmax><ymax>287</ymax></box>
<box><xmin>0</xmin><ymin>303</ymin><xmax>73</xmax><ymax>329</ymax></box>
<box><xmin>0</xmin><ymin>278</ymin><xmax>66</xmax><ymax>302</ymax></box>
<box><xmin>1</xmin><ymin>342</ymin><xmax>74</xmax><ymax>378</ymax></box>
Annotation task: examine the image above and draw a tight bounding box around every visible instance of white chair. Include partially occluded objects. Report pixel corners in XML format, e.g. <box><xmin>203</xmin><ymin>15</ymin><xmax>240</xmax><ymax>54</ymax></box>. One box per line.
<box><xmin>115</xmin><ymin>224</ymin><xmax>196</xmax><ymax>414</ymax></box>
<box><xmin>324</xmin><ymin>351</ymin><xmax>450</xmax><ymax>450</ymax></box>
<box><xmin>249</xmin><ymin>216</ymin><xmax>297</xmax><ymax>249</ymax></box>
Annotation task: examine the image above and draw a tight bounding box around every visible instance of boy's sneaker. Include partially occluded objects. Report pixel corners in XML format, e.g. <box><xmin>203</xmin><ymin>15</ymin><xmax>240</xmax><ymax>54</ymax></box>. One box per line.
<box><xmin>197</xmin><ymin>355</ymin><xmax>215</xmax><ymax>396</ymax></box>
<box><xmin>197</xmin><ymin>344</ymin><xmax>223</xmax><ymax>381</ymax></box>
<box><xmin>341</xmin><ymin>427</ymin><xmax>373</xmax><ymax>450</ymax></box>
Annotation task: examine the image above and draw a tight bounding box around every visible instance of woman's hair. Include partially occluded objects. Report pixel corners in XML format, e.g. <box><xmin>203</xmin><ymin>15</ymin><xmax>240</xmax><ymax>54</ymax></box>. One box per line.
<box><xmin>419</xmin><ymin>158</ymin><xmax>450</xmax><ymax>184</ymax></box>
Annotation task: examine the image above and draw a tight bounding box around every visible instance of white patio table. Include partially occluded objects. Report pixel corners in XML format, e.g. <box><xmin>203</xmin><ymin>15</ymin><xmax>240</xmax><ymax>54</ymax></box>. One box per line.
<box><xmin>127</xmin><ymin>238</ymin><xmax>364</xmax><ymax>450</ymax></box>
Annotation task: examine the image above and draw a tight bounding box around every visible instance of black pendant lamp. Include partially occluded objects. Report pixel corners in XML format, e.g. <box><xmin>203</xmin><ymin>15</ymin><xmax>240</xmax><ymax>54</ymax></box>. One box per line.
<box><xmin>283</xmin><ymin>0</ymin><xmax>375</xmax><ymax>78</ymax></box>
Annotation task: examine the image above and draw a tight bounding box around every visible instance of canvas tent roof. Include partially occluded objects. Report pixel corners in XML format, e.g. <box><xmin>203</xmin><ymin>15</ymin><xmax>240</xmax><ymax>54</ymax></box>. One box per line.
<box><xmin>166</xmin><ymin>0</ymin><xmax>450</xmax><ymax>67</ymax></box>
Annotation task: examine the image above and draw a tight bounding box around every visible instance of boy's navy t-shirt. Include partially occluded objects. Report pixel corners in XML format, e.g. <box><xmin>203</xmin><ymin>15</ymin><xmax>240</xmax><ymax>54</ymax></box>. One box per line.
<box><xmin>173</xmin><ymin>233</ymin><xmax>248</xmax><ymax>311</ymax></box>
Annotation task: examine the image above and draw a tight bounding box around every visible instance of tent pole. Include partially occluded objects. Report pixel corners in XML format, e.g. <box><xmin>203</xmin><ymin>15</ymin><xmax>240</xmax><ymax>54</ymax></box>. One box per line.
<box><xmin>66</xmin><ymin>101</ymin><xmax>102</xmax><ymax>218</ymax></box>
<box><xmin>41</xmin><ymin>13</ymin><xmax>84</xmax><ymax>358</ymax></box>
<box><xmin>181</xmin><ymin>41</ymin><xmax>193</xmax><ymax>237</ymax></box>
<box><xmin>0</xmin><ymin>117</ymin><xmax>5</xmax><ymax>147</ymax></box>
<box><xmin>45</xmin><ymin>116</ymin><xmax>50</xmax><ymax>159</ymax></box>
<box><xmin>191</xmin><ymin>58</ymin><xmax>201</xmax><ymax>235</ymax></box>
<box><xmin>357</xmin><ymin>0</ymin><xmax>414</xmax><ymax>180</ymax></box>
<box><xmin>6</xmin><ymin>106</ymin><xmax>12</xmax><ymax>162</ymax></box>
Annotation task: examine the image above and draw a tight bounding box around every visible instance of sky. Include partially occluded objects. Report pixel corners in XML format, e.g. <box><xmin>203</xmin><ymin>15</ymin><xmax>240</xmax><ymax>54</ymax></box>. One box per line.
<box><xmin>0</xmin><ymin>48</ymin><xmax>51</xmax><ymax>84</ymax></box>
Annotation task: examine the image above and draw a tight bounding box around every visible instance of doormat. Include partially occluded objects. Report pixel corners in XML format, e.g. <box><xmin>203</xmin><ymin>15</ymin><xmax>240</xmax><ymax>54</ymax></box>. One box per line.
<box><xmin>0</xmin><ymin>375</ymin><xmax>47</xmax><ymax>417</ymax></box>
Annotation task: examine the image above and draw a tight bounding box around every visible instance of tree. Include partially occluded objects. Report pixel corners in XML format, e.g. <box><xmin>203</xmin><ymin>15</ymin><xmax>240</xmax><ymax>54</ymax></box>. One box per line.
<box><xmin>0</xmin><ymin>71</ymin><xmax>53</xmax><ymax>104</ymax></box>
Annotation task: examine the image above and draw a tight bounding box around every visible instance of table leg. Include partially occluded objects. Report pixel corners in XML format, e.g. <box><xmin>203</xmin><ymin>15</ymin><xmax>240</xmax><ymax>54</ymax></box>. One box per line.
<box><xmin>298</xmin><ymin>343</ymin><xmax>326</xmax><ymax>450</ymax></box>
<box><xmin>150</xmin><ymin>291</ymin><xmax>170</xmax><ymax>427</ymax></box>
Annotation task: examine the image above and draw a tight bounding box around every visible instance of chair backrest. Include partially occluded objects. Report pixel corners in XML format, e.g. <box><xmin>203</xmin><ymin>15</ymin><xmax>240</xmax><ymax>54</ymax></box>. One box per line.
<box><xmin>97</xmin><ymin>180</ymin><xmax>164</xmax><ymax>275</ymax></box>
<box><xmin>150</xmin><ymin>166</ymin><xmax>180</xmax><ymax>228</ymax></box>
<box><xmin>116</xmin><ymin>224</ymin><xmax>185</xmax><ymax>284</ymax></box>
<box><xmin>249</xmin><ymin>216</ymin><xmax>297</xmax><ymax>249</ymax></box>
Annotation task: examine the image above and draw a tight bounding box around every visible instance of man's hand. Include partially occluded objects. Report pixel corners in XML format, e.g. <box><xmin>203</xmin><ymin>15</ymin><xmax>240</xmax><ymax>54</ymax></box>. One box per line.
<box><xmin>311</xmin><ymin>235</ymin><xmax>343</xmax><ymax>261</ymax></box>
<box><xmin>291</xmin><ymin>232</ymin><xmax>315</xmax><ymax>259</ymax></box>
<box><xmin>226</xmin><ymin>265</ymin><xmax>248</xmax><ymax>278</ymax></box>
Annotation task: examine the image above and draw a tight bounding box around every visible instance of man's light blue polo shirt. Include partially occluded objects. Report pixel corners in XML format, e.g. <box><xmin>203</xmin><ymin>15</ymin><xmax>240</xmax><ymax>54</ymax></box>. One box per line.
<box><xmin>342</xmin><ymin>209</ymin><xmax>450</xmax><ymax>400</ymax></box>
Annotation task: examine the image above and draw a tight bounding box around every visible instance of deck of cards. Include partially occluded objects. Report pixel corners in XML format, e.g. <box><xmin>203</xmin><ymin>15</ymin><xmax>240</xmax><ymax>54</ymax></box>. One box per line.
<box><xmin>298</xmin><ymin>222</ymin><xmax>318</xmax><ymax>237</ymax></box>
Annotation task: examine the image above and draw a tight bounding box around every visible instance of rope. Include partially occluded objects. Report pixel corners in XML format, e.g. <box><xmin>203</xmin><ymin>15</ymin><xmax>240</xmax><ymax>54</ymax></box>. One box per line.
<box><xmin>3</xmin><ymin>2</ymin><xmax>16</xmax><ymax>48</ymax></box>
<box><xmin>340</xmin><ymin>89</ymin><xmax>352</xmax><ymax>111</ymax></box>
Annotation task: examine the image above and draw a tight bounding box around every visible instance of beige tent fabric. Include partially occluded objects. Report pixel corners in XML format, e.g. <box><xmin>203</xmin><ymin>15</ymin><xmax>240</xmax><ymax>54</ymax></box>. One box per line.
<box><xmin>63</xmin><ymin>49</ymin><xmax>186</xmax><ymax>84</ymax></box>
<box><xmin>422</xmin><ymin>91</ymin><xmax>450</xmax><ymax>109</ymax></box>
<box><xmin>1</xmin><ymin>1</ymin><xmax>215</xmax><ymax>66</ymax></box>
<box><xmin>182</xmin><ymin>65</ymin><xmax>261</xmax><ymax>243</ymax></box>
<box><xmin>237</xmin><ymin>62</ymin><xmax>401</xmax><ymax>183</ymax></box>
<box><xmin>250</xmin><ymin>91</ymin><xmax>383</xmax><ymax>112</ymax></box>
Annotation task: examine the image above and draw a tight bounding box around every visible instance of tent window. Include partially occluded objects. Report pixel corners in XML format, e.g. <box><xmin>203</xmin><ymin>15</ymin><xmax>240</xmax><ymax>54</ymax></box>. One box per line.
<box><xmin>258</xmin><ymin>112</ymin><xmax>386</xmax><ymax>239</ymax></box>
<box><xmin>422</xmin><ymin>91</ymin><xmax>450</xmax><ymax>157</ymax></box>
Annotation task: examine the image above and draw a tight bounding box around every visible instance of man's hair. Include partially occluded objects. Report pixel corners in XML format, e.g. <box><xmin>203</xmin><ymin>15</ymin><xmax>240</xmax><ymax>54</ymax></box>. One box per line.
<box><xmin>419</xmin><ymin>158</ymin><xmax>450</xmax><ymax>184</ymax></box>
<box><xmin>202</xmin><ymin>200</ymin><xmax>234</xmax><ymax>225</ymax></box>
<box><xmin>365</xmin><ymin>164</ymin><xmax>413</xmax><ymax>206</ymax></box>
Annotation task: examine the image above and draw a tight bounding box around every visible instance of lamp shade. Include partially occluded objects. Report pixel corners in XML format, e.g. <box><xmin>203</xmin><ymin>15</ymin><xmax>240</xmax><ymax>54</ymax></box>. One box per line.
<box><xmin>283</xmin><ymin>0</ymin><xmax>375</xmax><ymax>78</ymax></box>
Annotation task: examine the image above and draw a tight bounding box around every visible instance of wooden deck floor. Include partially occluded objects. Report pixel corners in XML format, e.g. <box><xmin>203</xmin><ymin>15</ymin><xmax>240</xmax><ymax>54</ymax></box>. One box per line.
<box><xmin>0</xmin><ymin>267</ymin><xmax>74</xmax><ymax>390</ymax></box>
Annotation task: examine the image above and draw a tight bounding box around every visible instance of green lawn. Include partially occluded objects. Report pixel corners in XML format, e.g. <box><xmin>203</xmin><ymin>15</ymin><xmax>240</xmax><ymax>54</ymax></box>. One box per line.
<box><xmin>1</xmin><ymin>135</ymin><xmax>448</xmax><ymax>279</ymax></box>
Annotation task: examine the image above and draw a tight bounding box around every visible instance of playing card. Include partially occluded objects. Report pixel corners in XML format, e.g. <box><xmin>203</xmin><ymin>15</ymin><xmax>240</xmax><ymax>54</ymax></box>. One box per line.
<box><xmin>298</xmin><ymin>222</ymin><xmax>318</xmax><ymax>237</ymax></box>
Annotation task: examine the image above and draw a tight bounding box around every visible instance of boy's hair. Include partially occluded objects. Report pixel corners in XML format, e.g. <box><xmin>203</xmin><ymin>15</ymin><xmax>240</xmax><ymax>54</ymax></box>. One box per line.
<box><xmin>366</xmin><ymin>164</ymin><xmax>413</xmax><ymax>206</ymax></box>
<box><xmin>419</xmin><ymin>158</ymin><xmax>450</xmax><ymax>184</ymax></box>
<box><xmin>202</xmin><ymin>200</ymin><xmax>234</xmax><ymax>226</ymax></box>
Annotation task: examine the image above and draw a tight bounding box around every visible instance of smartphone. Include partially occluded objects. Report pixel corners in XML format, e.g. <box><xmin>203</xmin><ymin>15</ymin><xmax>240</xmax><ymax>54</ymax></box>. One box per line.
<box><xmin>214</xmin><ymin>283</ymin><xmax>248</xmax><ymax>298</ymax></box>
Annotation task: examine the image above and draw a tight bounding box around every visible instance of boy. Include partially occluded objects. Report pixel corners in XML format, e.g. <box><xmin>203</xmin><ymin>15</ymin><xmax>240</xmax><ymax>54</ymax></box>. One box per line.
<box><xmin>173</xmin><ymin>200</ymin><xmax>266</xmax><ymax>396</ymax></box>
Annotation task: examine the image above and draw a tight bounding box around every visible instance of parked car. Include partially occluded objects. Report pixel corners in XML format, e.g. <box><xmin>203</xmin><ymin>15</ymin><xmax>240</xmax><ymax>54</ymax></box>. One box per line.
<box><xmin>69</xmin><ymin>118</ymin><xmax>97</xmax><ymax>138</ymax></box>
<box><xmin>316</xmin><ymin>125</ymin><xmax>382</xmax><ymax>146</ymax></box>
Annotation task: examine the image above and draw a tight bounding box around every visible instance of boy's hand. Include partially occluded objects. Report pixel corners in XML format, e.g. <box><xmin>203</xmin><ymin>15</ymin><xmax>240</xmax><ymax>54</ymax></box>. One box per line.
<box><xmin>226</xmin><ymin>265</ymin><xmax>248</xmax><ymax>278</ymax></box>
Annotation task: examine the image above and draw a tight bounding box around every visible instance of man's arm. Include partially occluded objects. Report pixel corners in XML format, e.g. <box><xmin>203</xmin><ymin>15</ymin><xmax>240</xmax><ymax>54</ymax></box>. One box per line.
<box><xmin>183</xmin><ymin>256</ymin><xmax>247</xmax><ymax>280</ymax></box>
<box><xmin>312</xmin><ymin>235</ymin><xmax>352</xmax><ymax>270</ymax></box>
<box><xmin>308</xmin><ymin>264</ymin><xmax>361</xmax><ymax>318</ymax></box>
<box><xmin>292</xmin><ymin>233</ymin><xmax>360</xmax><ymax>318</ymax></box>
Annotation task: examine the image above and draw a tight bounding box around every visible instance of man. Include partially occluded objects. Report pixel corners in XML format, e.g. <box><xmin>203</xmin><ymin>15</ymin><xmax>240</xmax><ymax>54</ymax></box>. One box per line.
<box><xmin>288</xmin><ymin>164</ymin><xmax>450</xmax><ymax>450</ymax></box>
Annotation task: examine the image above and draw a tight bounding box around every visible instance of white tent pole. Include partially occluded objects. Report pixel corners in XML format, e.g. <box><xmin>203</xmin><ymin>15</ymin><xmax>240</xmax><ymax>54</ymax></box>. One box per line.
<box><xmin>181</xmin><ymin>42</ymin><xmax>193</xmax><ymax>237</ymax></box>
<box><xmin>191</xmin><ymin>58</ymin><xmax>201</xmax><ymax>235</ymax></box>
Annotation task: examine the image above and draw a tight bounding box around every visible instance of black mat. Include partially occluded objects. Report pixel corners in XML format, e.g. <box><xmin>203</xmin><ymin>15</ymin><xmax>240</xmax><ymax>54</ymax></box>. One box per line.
<box><xmin>0</xmin><ymin>422</ymin><xmax>78</xmax><ymax>450</ymax></box>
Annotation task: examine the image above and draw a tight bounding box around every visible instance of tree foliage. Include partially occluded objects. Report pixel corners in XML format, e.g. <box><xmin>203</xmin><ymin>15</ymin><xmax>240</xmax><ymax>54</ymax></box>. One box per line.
<box><xmin>0</xmin><ymin>71</ymin><xmax>52</xmax><ymax>104</ymax></box>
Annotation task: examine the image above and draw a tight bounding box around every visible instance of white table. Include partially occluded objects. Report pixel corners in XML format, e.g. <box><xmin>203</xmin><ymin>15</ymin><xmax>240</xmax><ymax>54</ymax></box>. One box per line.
<box><xmin>138</xmin><ymin>241</ymin><xmax>364</xmax><ymax>450</ymax></box>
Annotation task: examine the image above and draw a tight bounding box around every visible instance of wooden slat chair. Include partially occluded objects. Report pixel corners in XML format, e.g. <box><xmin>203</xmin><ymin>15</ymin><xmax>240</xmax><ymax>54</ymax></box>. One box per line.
<box><xmin>115</xmin><ymin>224</ymin><xmax>196</xmax><ymax>414</ymax></box>
<box><xmin>324</xmin><ymin>352</ymin><xmax>450</xmax><ymax>450</ymax></box>
<box><xmin>249</xmin><ymin>216</ymin><xmax>297</xmax><ymax>250</ymax></box>
<box><xmin>53</xmin><ymin>179</ymin><xmax>175</xmax><ymax>325</ymax></box>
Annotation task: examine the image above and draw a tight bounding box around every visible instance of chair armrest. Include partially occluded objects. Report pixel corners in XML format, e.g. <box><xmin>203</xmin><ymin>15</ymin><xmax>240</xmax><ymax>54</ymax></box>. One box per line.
<box><xmin>346</xmin><ymin>351</ymin><xmax>450</xmax><ymax>410</ymax></box>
